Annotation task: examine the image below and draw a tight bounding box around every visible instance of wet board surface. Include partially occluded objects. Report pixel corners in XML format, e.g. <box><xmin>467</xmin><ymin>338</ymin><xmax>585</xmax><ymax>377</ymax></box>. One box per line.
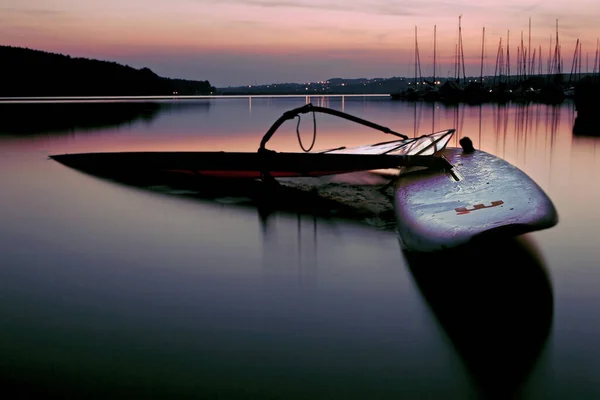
<box><xmin>394</xmin><ymin>147</ymin><xmax>558</xmax><ymax>252</ymax></box>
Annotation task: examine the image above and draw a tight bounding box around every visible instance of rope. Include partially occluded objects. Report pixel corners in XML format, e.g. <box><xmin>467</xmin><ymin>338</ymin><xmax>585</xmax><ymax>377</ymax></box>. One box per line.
<box><xmin>295</xmin><ymin>111</ymin><xmax>317</xmax><ymax>152</ymax></box>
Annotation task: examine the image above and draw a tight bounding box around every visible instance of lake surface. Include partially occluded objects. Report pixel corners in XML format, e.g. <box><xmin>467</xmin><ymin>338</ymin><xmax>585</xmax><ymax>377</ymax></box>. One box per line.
<box><xmin>0</xmin><ymin>96</ymin><xmax>599</xmax><ymax>398</ymax></box>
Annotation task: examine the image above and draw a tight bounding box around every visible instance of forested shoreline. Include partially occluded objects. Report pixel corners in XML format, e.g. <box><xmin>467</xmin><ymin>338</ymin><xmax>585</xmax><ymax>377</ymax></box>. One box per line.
<box><xmin>0</xmin><ymin>46</ymin><xmax>216</xmax><ymax>97</ymax></box>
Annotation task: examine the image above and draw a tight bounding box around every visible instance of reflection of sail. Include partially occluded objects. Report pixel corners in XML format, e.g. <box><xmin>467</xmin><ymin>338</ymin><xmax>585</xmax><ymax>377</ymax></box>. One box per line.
<box><xmin>0</xmin><ymin>100</ymin><xmax>211</xmax><ymax>136</ymax></box>
<box><xmin>402</xmin><ymin>236</ymin><xmax>553</xmax><ymax>399</ymax></box>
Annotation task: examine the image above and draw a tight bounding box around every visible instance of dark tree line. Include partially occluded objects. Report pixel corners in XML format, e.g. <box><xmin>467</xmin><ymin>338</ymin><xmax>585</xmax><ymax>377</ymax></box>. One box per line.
<box><xmin>0</xmin><ymin>46</ymin><xmax>216</xmax><ymax>96</ymax></box>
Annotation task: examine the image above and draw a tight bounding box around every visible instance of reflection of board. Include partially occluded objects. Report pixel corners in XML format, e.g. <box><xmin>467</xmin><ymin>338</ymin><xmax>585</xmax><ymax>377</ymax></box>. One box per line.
<box><xmin>394</xmin><ymin>147</ymin><xmax>558</xmax><ymax>252</ymax></box>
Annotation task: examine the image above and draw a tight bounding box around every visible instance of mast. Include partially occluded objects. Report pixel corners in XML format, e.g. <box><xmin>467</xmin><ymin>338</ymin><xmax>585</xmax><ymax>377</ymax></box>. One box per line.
<box><xmin>594</xmin><ymin>38</ymin><xmax>599</xmax><ymax>75</ymax></box>
<box><xmin>494</xmin><ymin>37</ymin><xmax>503</xmax><ymax>86</ymax></box>
<box><xmin>517</xmin><ymin>46</ymin><xmax>521</xmax><ymax>82</ymax></box>
<box><xmin>414</xmin><ymin>26</ymin><xmax>418</xmax><ymax>85</ymax></box>
<box><xmin>520</xmin><ymin>31</ymin><xmax>525</xmax><ymax>81</ymax></box>
<box><xmin>528</xmin><ymin>17</ymin><xmax>532</xmax><ymax>77</ymax></box>
<box><xmin>417</xmin><ymin>27</ymin><xmax>422</xmax><ymax>85</ymax></box>
<box><xmin>548</xmin><ymin>35</ymin><xmax>552</xmax><ymax>75</ymax></box>
<box><xmin>579</xmin><ymin>41</ymin><xmax>582</xmax><ymax>81</ymax></box>
<box><xmin>433</xmin><ymin>25</ymin><xmax>437</xmax><ymax>84</ymax></box>
<box><xmin>507</xmin><ymin>30</ymin><xmax>511</xmax><ymax>80</ymax></box>
<box><xmin>555</xmin><ymin>19</ymin><xmax>560</xmax><ymax>75</ymax></box>
<box><xmin>569</xmin><ymin>39</ymin><xmax>579</xmax><ymax>86</ymax></box>
<box><xmin>559</xmin><ymin>44</ymin><xmax>562</xmax><ymax>74</ymax></box>
<box><xmin>455</xmin><ymin>44</ymin><xmax>459</xmax><ymax>81</ymax></box>
<box><xmin>570</xmin><ymin>39</ymin><xmax>576</xmax><ymax>84</ymax></box>
<box><xmin>459</xmin><ymin>15</ymin><xmax>466</xmax><ymax>83</ymax></box>
<box><xmin>480</xmin><ymin>26</ymin><xmax>485</xmax><ymax>81</ymax></box>
<box><xmin>539</xmin><ymin>45</ymin><xmax>542</xmax><ymax>75</ymax></box>
<box><xmin>455</xmin><ymin>17</ymin><xmax>460</xmax><ymax>82</ymax></box>
<box><xmin>500</xmin><ymin>42</ymin><xmax>505</xmax><ymax>84</ymax></box>
<box><xmin>597</xmin><ymin>38</ymin><xmax>600</xmax><ymax>75</ymax></box>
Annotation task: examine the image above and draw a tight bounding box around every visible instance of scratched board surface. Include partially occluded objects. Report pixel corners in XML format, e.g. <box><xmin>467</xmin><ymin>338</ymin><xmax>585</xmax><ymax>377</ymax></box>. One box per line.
<box><xmin>393</xmin><ymin>147</ymin><xmax>558</xmax><ymax>252</ymax></box>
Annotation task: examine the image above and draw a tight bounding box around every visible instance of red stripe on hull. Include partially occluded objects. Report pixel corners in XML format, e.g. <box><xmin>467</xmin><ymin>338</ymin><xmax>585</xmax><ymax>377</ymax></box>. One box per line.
<box><xmin>162</xmin><ymin>169</ymin><xmax>367</xmax><ymax>178</ymax></box>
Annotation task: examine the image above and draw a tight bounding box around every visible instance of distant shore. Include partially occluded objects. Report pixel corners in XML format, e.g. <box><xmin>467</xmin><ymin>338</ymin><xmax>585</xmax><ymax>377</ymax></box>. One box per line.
<box><xmin>0</xmin><ymin>45</ymin><xmax>215</xmax><ymax>97</ymax></box>
<box><xmin>0</xmin><ymin>94</ymin><xmax>391</xmax><ymax>102</ymax></box>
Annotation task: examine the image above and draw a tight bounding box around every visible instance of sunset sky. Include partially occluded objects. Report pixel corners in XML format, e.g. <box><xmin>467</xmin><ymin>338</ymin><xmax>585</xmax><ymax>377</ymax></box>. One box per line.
<box><xmin>2</xmin><ymin>0</ymin><xmax>599</xmax><ymax>86</ymax></box>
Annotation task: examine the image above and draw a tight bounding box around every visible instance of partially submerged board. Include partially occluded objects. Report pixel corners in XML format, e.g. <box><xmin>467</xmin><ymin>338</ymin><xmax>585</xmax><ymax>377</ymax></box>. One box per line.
<box><xmin>50</xmin><ymin>151</ymin><xmax>451</xmax><ymax>180</ymax></box>
<box><xmin>49</xmin><ymin>129</ymin><xmax>456</xmax><ymax>180</ymax></box>
<box><xmin>394</xmin><ymin>147</ymin><xmax>558</xmax><ymax>252</ymax></box>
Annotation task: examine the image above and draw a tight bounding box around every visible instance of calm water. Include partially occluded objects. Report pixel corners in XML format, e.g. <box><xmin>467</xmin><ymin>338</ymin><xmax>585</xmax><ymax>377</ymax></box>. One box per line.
<box><xmin>0</xmin><ymin>96</ymin><xmax>599</xmax><ymax>398</ymax></box>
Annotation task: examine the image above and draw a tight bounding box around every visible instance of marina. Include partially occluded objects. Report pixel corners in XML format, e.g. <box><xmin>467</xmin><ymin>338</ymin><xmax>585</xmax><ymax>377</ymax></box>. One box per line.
<box><xmin>390</xmin><ymin>18</ymin><xmax>600</xmax><ymax>108</ymax></box>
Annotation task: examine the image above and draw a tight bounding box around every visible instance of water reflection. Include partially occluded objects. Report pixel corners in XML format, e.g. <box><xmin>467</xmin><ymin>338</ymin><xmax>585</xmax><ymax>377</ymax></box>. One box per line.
<box><xmin>3</xmin><ymin>97</ymin><xmax>600</xmax><ymax>397</ymax></box>
<box><xmin>260</xmin><ymin>213</ymin><xmax>319</xmax><ymax>287</ymax></box>
<box><xmin>50</xmin><ymin>153</ymin><xmax>398</xmax><ymax>233</ymax></box>
<box><xmin>403</xmin><ymin>236</ymin><xmax>554</xmax><ymax>399</ymax></box>
<box><xmin>0</xmin><ymin>100</ymin><xmax>210</xmax><ymax>136</ymax></box>
<box><xmin>50</xmin><ymin>138</ymin><xmax>556</xmax><ymax>397</ymax></box>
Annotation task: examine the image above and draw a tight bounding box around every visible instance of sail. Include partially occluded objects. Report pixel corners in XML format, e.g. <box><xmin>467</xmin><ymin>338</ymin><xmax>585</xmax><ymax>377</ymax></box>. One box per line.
<box><xmin>322</xmin><ymin>129</ymin><xmax>454</xmax><ymax>156</ymax></box>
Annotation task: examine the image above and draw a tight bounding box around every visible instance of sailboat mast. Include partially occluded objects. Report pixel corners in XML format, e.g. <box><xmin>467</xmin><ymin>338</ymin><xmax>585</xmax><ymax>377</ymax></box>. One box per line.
<box><xmin>520</xmin><ymin>31</ymin><xmax>525</xmax><ymax>81</ymax></box>
<box><xmin>555</xmin><ymin>19</ymin><xmax>560</xmax><ymax>74</ymax></box>
<box><xmin>500</xmin><ymin>42</ymin><xmax>505</xmax><ymax>83</ymax></box>
<box><xmin>494</xmin><ymin>37</ymin><xmax>502</xmax><ymax>86</ymax></box>
<box><xmin>592</xmin><ymin>39</ymin><xmax>600</xmax><ymax>74</ymax></box>
<box><xmin>539</xmin><ymin>45</ymin><xmax>542</xmax><ymax>75</ymax></box>
<box><xmin>416</xmin><ymin>27</ymin><xmax>422</xmax><ymax>84</ymax></box>
<box><xmin>455</xmin><ymin>17</ymin><xmax>460</xmax><ymax>82</ymax></box>
<box><xmin>517</xmin><ymin>47</ymin><xmax>521</xmax><ymax>82</ymax></box>
<box><xmin>579</xmin><ymin>41</ymin><xmax>582</xmax><ymax>80</ymax></box>
<box><xmin>559</xmin><ymin>44</ymin><xmax>562</xmax><ymax>74</ymax></box>
<box><xmin>455</xmin><ymin>44</ymin><xmax>459</xmax><ymax>80</ymax></box>
<box><xmin>480</xmin><ymin>26</ymin><xmax>485</xmax><ymax>81</ymax></box>
<box><xmin>528</xmin><ymin>17</ymin><xmax>532</xmax><ymax>76</ymax></box>
<box><xmin>570</xmin><ymin>39</ymin><xmax>578</xmax><ymax>84</ymax></box>
<box><xmin>507</xmin><ymin>30</ymin><xmax>511</xmax><ymax>81</ymax></box>
<box><xmin>414</xmin><ymin>26</ymin><xmax>418</xmax><ymax>85</ymax></box>
<box><xmin>548</xmin><ymin>35</ymin><xmax>552</xmax><ymax>74</ymax></box>
<box><xmin>433</xmin><ymin>25</ymin><xmax>437</xmax><ymax>84</ymax></box>
<box><xmin>459</xmin><ymin>15</ymin><xmax>466</xmax><ymax>82</ymax></box>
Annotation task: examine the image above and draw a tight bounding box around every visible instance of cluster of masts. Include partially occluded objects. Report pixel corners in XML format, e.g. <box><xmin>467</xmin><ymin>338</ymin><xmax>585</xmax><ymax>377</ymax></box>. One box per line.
<box><xmin>409</xmin><ymin>17</ymin><xmax>600</xmax><ymax>86</ymax></box>
<box><xmin>393</xmin><ymin>17</ymin><xmax>600</xmax><ymax>104</ymax></box>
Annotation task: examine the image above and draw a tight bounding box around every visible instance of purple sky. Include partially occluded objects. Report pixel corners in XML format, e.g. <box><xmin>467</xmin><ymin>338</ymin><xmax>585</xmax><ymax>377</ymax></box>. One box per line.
<box><xmin>2</xmin><ymin>0</ymin><xmax>599</xmax><ymax>86</ymax></box>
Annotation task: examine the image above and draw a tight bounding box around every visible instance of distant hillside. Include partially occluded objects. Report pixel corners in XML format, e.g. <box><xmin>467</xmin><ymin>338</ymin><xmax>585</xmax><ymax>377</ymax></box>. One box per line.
<box><xmin>0</xmin><ymin>46</ymin><xmax>216</xmax><ymax>97</ymax></box>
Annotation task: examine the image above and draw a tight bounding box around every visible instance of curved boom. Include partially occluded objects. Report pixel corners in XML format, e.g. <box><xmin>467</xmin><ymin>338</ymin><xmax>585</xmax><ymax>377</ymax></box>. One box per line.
<box><xmin>258</xmin><ymin>103</ymin><xmax>409</xmax><ymax>152</ymax></box>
